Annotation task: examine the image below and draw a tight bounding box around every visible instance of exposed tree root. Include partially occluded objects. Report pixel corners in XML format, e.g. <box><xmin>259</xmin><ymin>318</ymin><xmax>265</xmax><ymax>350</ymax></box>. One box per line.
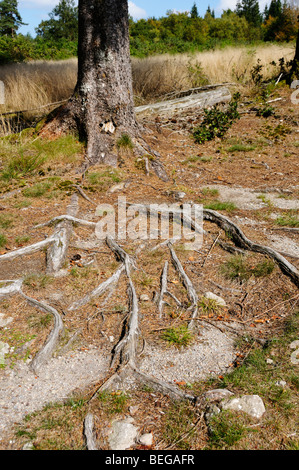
<box><xmin>2</xmin><ymin>198</ymin><xmax>298</xmax><ymax>444</ymax></box>
<box><xmin>34</xmin><ymin>215</ymin><xmax>97</xmax><ymax>230</ymax></box>
<box><xmin>0</xmin><ymin>280</ymin><xmax>64</xmax><ymax>374</ymax></box>
<box><xmin>68</xmin><ymin>264</ymin><xmax>125</xmax><ymax>312</ymax></box>
<box><xmin>168</xmin><ymin>242</ymin><xmax>199</xmax><ymax>329</ymax></box>
<box><xmin>203</xmin><ymin>209</ymin><xmax>299</xmax><ymax>287</ymax></box>
<box><xmin>46</xmin><ymin>194</ymin><xmax>78</xmax><ymax>274</ymax></box>
<box><xmin>22</xmin><ymin>293</ymin><xmax>64</xmax><ymax>374</ymax></box>
<box><xmin>84</xmin><ymin>413</ymin><xmax>98</xmax><ymax>450</ymax></box>
<box><xmin>0</xmin><ymin>237</ymin><xmax>56</xmax><ymax>262</ymax></box>
<box><xmin>157</xmin><ymin>261</ymin><xmax>169</xmax><ymax>318</ymax></box>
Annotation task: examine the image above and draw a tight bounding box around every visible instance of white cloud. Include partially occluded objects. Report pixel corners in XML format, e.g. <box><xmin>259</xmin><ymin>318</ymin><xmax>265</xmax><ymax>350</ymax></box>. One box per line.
<box><xmin>21</xmin><ymin>1</ymin><xmax>147</xmax><ymax>19</ymax></box>
<box><xmin>216</xmin><ymin>0</ymin><xmax>270</xmax><ymax>14</ymax></box>
<box><xmin>128</xmin><ymin>2</ymin><xmax>147</xmax><ymax>20</ymax></box>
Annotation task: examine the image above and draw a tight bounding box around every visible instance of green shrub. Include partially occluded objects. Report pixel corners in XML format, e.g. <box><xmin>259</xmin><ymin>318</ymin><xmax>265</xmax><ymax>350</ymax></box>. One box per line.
<box><xmin>192</xmin><ymin>93</ymin><xmax>240</xmax><ymax>144</ymax></box>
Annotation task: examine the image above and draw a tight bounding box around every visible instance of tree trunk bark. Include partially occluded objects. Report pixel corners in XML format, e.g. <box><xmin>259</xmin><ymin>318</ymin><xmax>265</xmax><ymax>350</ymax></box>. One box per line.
<box><xmin>42</xmin><ymin>0</ymin><xmax>138</xmax><ymax>167</ymax></box>
<box><xmin>291</xmin><ymin>15</ymin><xmax>299</xmax><ymax>78</ymax></box>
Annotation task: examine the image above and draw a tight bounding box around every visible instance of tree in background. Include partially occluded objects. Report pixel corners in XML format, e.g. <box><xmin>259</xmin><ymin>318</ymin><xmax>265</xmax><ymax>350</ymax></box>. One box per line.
<box><xmin>190</xmin><ymin>2</ymin><xmax>199</xmax><ymax>19</ymax></box>
<box><xmin>0</xmin><ymin>0</ymin><xmax>26</xmax><ymax>36</ymax></box>
<box><xmin>263</xmin><ymin>0</ymin><xmax>298</xmax><ymax>41</ymax></box>
<box><xmin>236</xmin><ymin>0</ymin><xmax>262</xmax><ymax>27</ymax></box>
<box><xmin>36</xmin><ymin>0</ymin><xmax>78</xmax><ymax>42</ymax></box>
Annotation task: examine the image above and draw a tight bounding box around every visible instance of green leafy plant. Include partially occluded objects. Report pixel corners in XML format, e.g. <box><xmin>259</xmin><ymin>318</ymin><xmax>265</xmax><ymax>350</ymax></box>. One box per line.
<box><xmin>192</xmin><ymin>93</ymin><xmax>240</xmax><ymax>144</ymax></box>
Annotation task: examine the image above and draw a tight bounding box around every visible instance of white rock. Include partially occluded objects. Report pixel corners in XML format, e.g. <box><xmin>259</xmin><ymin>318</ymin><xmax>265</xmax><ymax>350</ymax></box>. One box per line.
<box><xmin>220</xmin><ymin>395</ymin><xmax>266</xmax><ymax>419</ymax></box>
<box><xmin>291</xmin><ymin>349</ymin><xmax>299</xmax><ymax>365</ymax></box>
<box><xmin>138</xmin><ymin>432</ymin><xmax>153</xmax><ymax>447</ymax></box>
<box><xmin>204</xmin><ymin>292</ymin><xmax>226</xmax><ymax>307</ymax></box>
<box><xmin>0</xmin><ymin>313</ymin><xmax>13</xmax><ymax>328</ymax></box>
<box><xmin>22</xmin><ymin>442</ymin><xmax>34</xmax><ymax>450</ymax></box>
<box><xmin>0</xmin><ymin>342</ymin><xmax>10</xmax><ymax>366</ymax></box>
<box><xmin>203</xmin><ymin>388</ymin><xmax>234</xmax><ymax>403</ymax></box>
<box><xmin>289</xmin><ymin>340</ymin><xmax>299</xmax><ymax>350</ymax></box>
<box><xmin>173</xmin><ymin>191</ymin><xmax>186</xmax><ymax>201</ymax></box>
<box><xmin>140</xmin><ymin>294</ymin><xmax>150</xmax><ymax>302</ymax></box>
<box><xmin>275</xmin><ymin>380</ymin><xmax>287</xmax><ymax>388</ymax></box>
<box><xmin>108</xmin><ymin>417</ymin><xmax>138</xmax><ymax>450</ymax></box>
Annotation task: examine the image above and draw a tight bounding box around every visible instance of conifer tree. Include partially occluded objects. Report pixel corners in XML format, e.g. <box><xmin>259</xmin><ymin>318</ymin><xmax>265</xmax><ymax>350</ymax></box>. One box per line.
<box><xmin>0</xmin><ymin>0</ymin><xmax>25</xmax><ymax>36</ymax></box>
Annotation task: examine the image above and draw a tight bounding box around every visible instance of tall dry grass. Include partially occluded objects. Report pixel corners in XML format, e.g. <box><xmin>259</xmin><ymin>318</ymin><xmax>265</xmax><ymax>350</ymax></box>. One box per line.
<box><xmin>0</xmin><ymin>43</ymin><xmax>295</xmax><ymax>133</ymax></box>
<box><xmin>132</xmin><ymin>43</ymin><xmax>295</xmax><ymax>101</ymax></box>
<box><xmin>0</xmin><ymin>59</ymin><xmax>77</xmax><ymax>113</ymax></box>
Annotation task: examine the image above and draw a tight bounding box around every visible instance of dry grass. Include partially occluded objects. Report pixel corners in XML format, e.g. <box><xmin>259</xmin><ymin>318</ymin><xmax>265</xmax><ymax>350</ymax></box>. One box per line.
<box><xmin>0</xmin><ymin>43</ymin><xmax>295</xmax><ymax>133</ymax></box>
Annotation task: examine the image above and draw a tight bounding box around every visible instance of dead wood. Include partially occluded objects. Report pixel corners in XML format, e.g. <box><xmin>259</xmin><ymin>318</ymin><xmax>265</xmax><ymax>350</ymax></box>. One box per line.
<box><xmin>157</xmin><ymin>261</ymin><xmax>169</xmax><ymax>318</ymax></box>
<box><xmin>84</xmin><ymin>413</ymin><xmax>98</xmax><ymax>450</ymax></box>
<box><xmin>203</xmin><ymin>209</ymin><xmax>299</xmax><ymax>287</ymax></box>
<box><xmin>46</xmin><ymin>194</ymin><xmax>79</xmax><ymax>274</ymax></box>
<box><xmin>168</xmin><ymin>242</ymin><xmax>199</xmax><ymax>328</ymax></box>
<box><xmin>0</xmin><ymin>237</ymin><xmax>56</xmax><ymax>262</ymax></box>
<box><xmin>135</xmin><ymin>87</ymin><xmax>232</xmax><ymax>117</ymax></box>
<box><xmin>22</xmin><ymin>292</ymin><xmax>64</xmax><ymax>374</ymax></box>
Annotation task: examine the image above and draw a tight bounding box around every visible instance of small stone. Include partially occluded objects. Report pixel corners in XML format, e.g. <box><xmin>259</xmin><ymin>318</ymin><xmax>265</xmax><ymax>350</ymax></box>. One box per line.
<box><xmin>129</xmin><ymin>405</ymin><xmax>139</xmax><ymax>416</ymax></box>
<box><xmin>0</xmin><ymin>342</ymin><xmax>10</xmax><ymax>366</ymax></box>
<box><xmin>289</xmin><ymin>340</ymin><xmax>299</xmax><ymax>350</ymax></box>
<box><xmin>204</xmin><ymin>292</ymin><xmax>226</xmax><ymax>307</ymax></box>
<box><xmin>140</xmin><ymin>294</ymin><xmax>150</xmax><ymax>302</ymax></box>
<box><xmin>22</xmin><ymin>442</ymin><xmax>34</xmax><ymax>450</ymax></box>
<box><xmin>108</xmin><ymin>417</ymin><xmax>138</xmax><ymax>450</ymax></box>
<box><xmin>173</xmin><ymin>191</ymin><xmax>186</xmax><ymax>201</ymax></box>
<box><xmin>203</xmin><ymin>388</ymin><xmax>234</xmax><ymax>403</ymax></box>
<box><xmin>0</xmin><ymin>313</ymin><xmax>13</xmax><ymax>328</ymax></box>
<box><xmin>275</xmin><ymin>380</ymin><xmax>287</xmax><ymax>388</ymax></box>
<box><xmin>266</xmin><ymin>358</ymin><xmax>274</xmax><ymax>365</ymax></box>
<box><xmin>108</xmin><ymin>182</ymin><xmax>126</xmax><ymax>193</ymax></box>
<box><xmin>220</xmin><ymin>395</ymin><xmax>266</xmax><ymax>419</ymax></box>
<box><xmin>138</xmin><ymin>432</ymin><xmax>153</xmax><ymax>447</ymax></box>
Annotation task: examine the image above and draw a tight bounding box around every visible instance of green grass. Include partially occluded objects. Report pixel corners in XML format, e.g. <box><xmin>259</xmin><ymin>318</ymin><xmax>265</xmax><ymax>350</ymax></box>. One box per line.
<box><xmin>162</xmin><ymin>400</ymin><xmax>197</xmax><ymax>450</ymax></box>
<box><xmin>275</xmin><ymin>212</ymin><xmax>299</xmax><ymax>228</ymax></box>
<box><xmin>161</xmin><ymin>325</ymin><xmax>194</xmax><ymax>348</ymax></box>
<box><xmin>97</xmin><ymin>390</ymin><xmax>129</xmax><ymax>415</ymax></box>
<box><xmin>0</xmin><ymin>134</ymin><xmax>83</xmax><ymax>182</ymax></box>
<box><xmin>0</xmin><ymin>233</ymin><xmax>7</xmax><ymax>248</ymax></box>
<box><xmin>220</xmin><ymin>254</ymin><xmax>275</xmax><ymax>281</ymax></box>
<box><xmin>0</xmin><ymin>214</ymin><xmax>14</xmax><ymax>229</ymax></box>
<box><xmin>116</xmin><ymin>133</ymin><xmax>134</xmax><ymax>150</ymax></box>
<box><xmin>201</xmin><ymin>187</ymin><xmax>219</xmax><ymax>198</ymax></box>
<box><xmin>23</xmin><ymin>273</ymin><xmax>53</xmax><ymax>289</ymax></box>
<box><xmin>207</xmin><ymin>411</ymin><xmax>247</xmax><ymax>449</ymax></box>
<box><xmin>85</xmin><ymin>168</ymin><xmax>123</xmax><ymax>191</ymax></box>
<box><xmin>203</xmin><ymin>200</ymin><xmax>236</xmax><ymax>212</ymax></box>
<box><xmin>22</xmin><ymin>181</ymin><xmax>53</xmax><ymax>198</ymax></box>
<box><xmin>227</xmin><ymin>144</ymin><xmax>257</xmax><ymax>152</ymax></box>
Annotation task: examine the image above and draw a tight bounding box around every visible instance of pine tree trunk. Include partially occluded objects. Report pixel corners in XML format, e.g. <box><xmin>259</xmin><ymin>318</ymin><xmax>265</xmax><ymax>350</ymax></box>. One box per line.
<box><xmin>293</xmin><ymin>19</ymin><xmax>299</xmax><ymax>77</ymax></box>
<box><xmin>43</xmin><ymin>0</ymin><xmax>138</xmax><ymax>166</ymax></box>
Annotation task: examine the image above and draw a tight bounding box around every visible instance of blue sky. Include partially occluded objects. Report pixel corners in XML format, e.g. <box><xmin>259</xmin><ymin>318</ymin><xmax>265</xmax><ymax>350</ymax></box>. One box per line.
<box><xmin>18</xmin><ymin>0</ymin><xmax>270</xmax><ymax>36</ymax></box>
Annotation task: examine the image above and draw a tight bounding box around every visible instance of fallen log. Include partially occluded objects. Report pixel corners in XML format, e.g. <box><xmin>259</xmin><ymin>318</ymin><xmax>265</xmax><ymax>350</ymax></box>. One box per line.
<box><xmin>135</xmin><ymin>87</ymin><xmax>232</xmax><ymax>117</ymax></box>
